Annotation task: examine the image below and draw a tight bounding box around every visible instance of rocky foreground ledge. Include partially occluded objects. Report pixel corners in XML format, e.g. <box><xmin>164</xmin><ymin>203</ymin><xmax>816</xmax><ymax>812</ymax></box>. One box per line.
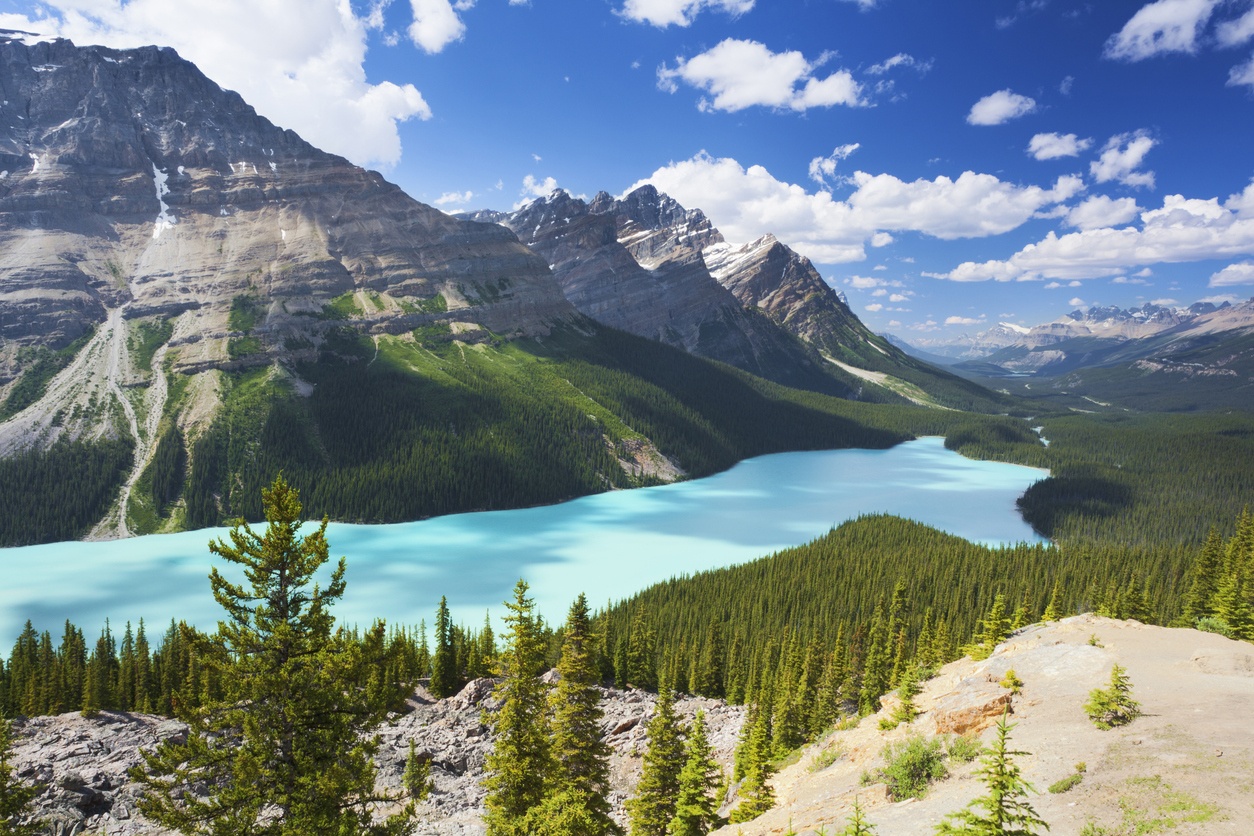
<box><xmin>713</xmin><ymin>614</ymin><xmax>1254</xmax><ymax>836</ymax></box>
<box><xmin>9</xmin><ymin>680</ymin><xmax>745</xmax><ymax>836</ymax></box>
<box><xmin>13</xmin><ymin>615</ymin><xmax>1254</xmax><ymax>835</ymax></box>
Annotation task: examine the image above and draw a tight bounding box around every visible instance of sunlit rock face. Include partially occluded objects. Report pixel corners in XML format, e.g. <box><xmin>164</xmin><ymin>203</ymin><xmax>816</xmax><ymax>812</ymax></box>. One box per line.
<box><xmin>0</xmin><ymin>36</ymin><xmax>573</xmax><ymax>377</ymax></box>
<box><xmin>491</xmin><ymin>185</ymin><xmax>846</xmax><ymax>390</ymax></box>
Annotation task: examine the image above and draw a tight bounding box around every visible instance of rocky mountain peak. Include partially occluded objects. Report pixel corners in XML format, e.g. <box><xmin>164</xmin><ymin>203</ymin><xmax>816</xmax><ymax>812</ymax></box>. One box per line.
<box><xmin>0</xmin><ymin>36</ymin><xmax>572</xmax><ymax>454</ymax></box>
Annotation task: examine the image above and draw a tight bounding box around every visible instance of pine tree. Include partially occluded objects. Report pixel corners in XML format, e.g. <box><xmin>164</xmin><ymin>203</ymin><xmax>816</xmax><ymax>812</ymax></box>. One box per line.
<box><xmin>132</xmin><ymin>475</ymin><xmax>411</xmax><ymax>836</ymax></box>
<box><xmin>887</xmin><ymin>664</ymin><xmax>922</xmax><ymax>728</ymax></box>
<box><xmin>858</xmin><ymin>600</ymin><xmax>890</xmax><ymax>716</ymax></box>
<box><xmin>934</xmin><ymin>709</ymin><xmax>1048</xmax><ymax>835</ymax></box>
<box><xmin>840</xmin><ymin>797</ymin><xmax>878</xmax><ymax>835</ymax></box>
<box><xmin>430</xmin><ymin>595</ymin><xmax>458</xmax><ymax>698</ymax></box>
<box><xmin>627</xmin><ymin>684</ymin><xmax>685</xmax><ymax>836</ymax></box>
<box><xmin>403</xmin><ymin>741</ymin><xmax>433</xmax><ymax>801</ymax></box>
<box><xmin>729</xmin><ymin>702</ymin><xmax>775</xmax><ymax>823</ymax></box>
<box><xmin>1041</xmin><ymin>583</ymin><xmax>1062</xmax><ymax>622</ymax></box>
<box><xmin>968</xmin><ymin>595</ymin><xmax>1009</xmax><ymax>661</ymax></box>
<box><xmin>482</xmin><ymin>580</ymin><xmax>553</xmax><ymax>836</ymax></box>
<box><xmin>538</xmin><ymin>594</ymin><xmax>618</xmax><ymax>836</ymax></box>
<box><xmin>0</xmin><ymin>717</ymin><xmax>42</xmax><ymax>836</ymax></box>
<box><xmin>1084</xmin><ymin>664</ymin><xmax>1141</xmax><ymax>730</ymax></box>
<box><xmin>666</xmin><ymin>710</ymin><xmax>722</xmax><ymax>836</ymax></box>
<box><xmin>626</xmin><ymin>605</ymin><xmax>658</xmax><ymax>691</ymax></box>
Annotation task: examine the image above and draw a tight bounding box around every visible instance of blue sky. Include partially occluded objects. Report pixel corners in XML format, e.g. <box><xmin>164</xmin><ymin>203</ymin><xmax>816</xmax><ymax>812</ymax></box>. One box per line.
<box><xmin>4</xmin><ymin>0</ymin><xmax>1254</xmax><ymax>336</ymax></box>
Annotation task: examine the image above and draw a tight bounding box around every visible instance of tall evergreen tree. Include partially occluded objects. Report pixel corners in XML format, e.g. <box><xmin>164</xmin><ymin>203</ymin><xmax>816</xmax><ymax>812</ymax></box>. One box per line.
<box><xmin>133</xmin><ymin>475</ymin><xmax>411</xmax><ymax>836</ymax></box>
<box><xmin>430</xmin><ymin>596</ymin><xmax>458</xmax><ymax>698</ymax></box>
<box><xmin>627</xmin><ymin>684</ymin><xmax>685</xmax><ymax>836</ymax></box>
<box><xmin>667</xmin><ymin>710</ymin><xmax>722</xmax><ymax>836</ymax></box>
<box><xmin>482</xmin><ymin>580</ymin><xmax>553</xmax><ymax>836</ymax></box>
<box><xmin>934</xmin><ymin>709</ymin><xmax>1048</xmax><ymax>835</ymax></box>
<box><xmin>533</xmin><ymin>593</ymin><xmax>619</xmax><ymax>836</ymax></box>
<box><xmin>729</xmin><ymin>702</ymin><xmax>775</xmax><ymax>823</ymax></box>
<box><xmin>626</xmin><ymin>605</ymin><xmax>658</xmax><ymax>691</ymax></box>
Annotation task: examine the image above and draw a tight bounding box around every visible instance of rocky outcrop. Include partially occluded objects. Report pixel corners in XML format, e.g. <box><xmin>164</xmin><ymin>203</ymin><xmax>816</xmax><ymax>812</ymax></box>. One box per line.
<box><xmin>9</xmin><ymin>681</ymin><xmax>745</xmax><ymax>836</ymax></box>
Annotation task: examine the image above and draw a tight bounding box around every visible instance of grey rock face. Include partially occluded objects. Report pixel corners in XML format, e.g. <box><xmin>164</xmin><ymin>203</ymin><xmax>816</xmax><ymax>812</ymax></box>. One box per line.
<box><xmin>488</xmin><ymin>186</ymin><xmax>841</xmax><ymax>390</ymax></box>
<box><xmin>0</xmin><ymin>36</ymin><xmax>573</xmax><ymax>376</ymax></box>
<box><xmin>10</xmin><ymin>683</ymin><xmax>745</xmax><ymax>835</ymax></box>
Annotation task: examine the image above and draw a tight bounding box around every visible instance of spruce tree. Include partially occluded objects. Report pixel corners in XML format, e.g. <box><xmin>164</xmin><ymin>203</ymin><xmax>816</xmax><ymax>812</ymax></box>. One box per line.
<box><xmin>537</xmin><ymin>594</ymin><xmax>618</xmax><ymax>836</ymax></box>
<box><xmin>968</xmin><ymin>595</ymin><xmax>1009</xmax><ymax>661</ymax></box>
<box><xmin>1084</xmin><ymin>664</ymin><xmax>1141</xmax><ymax>730</ymax></box>
<box><xmin>729</xmin><ymin>703</ymin><xmax>775</xmax><ymax>823</ymax></box>
<box><xmin>667</xmin><ymin>709</ymin><xmax>722</xmax><ymax>836</ymax></box>
<box><xmin>1041</xmin><ymin>584</ymin><xmax>1062</xmax><ymax>622</ymax></box>
<box><xmin>858</xmin><ymin>601</ymin><xmax>891</xmax><ymax>716</ymax></box>
<box><xmin>482</xmin><ymin>580</ymin><xmax>553</xmax><ymax>836</ymax></box>
<box><xmin>627</xmin><ymin>684</ymin><xmax>685</xmax><ymax>836</ymax></box>
<box><xmin>430</xmin><ymin>595</ymin><xmax>458</xmax><ymax>698</ymax></box>
<box><xmin>0</xmin><ymin>717</ymin><xmax>42</xmax><ymax>836</ymax></box>
<box><xmin>403</xmin><ymin>741</ymin><xmax>433</xmax><ymax>801</ymax></box>
<box><xmin>133</xmin><ymin>475</ymin><xmax>411</xmax><ymax>836</ymax></box>
<box><xmin>840</xmin><ymin>797</ymin><xmax>878</xmax><ymax>835</ymax></box>
<box><xmin>934</xmin><ymin>709</ymin><xmax>1048</xmax><ymax>835</ymax></box>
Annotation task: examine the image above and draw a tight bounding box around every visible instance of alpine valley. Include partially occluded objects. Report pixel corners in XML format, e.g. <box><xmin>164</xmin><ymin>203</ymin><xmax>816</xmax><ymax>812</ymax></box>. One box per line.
<box><xmin>0</xmin><ymin>35</ymin><xmax>1008</xmax><ymax>548</ymax></box>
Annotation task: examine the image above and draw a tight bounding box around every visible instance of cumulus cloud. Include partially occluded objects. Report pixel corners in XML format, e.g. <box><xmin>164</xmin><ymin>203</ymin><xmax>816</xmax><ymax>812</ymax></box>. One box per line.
<box><xmin>1091</xmin><ymin>131</ymin><xmax>1156</xmax><ymax>188</ymax></box>
<box><xmin>865</xmin><ymin>303</ymin><xmax>885</xmax><ymax>312</ymax></box>
<box><xmin>1105</xmin><ymin>0</ymin><xmax>1220</xmax><ymax>61</ymax></box>
<box><xmin>967</xmin><ymin>89</ymin><xmax>1037</xmax><ymax>126</ymax></box>
<box><xmin>1027</xmin><ymin>132</ymin><xmax>1093</xmax><ymax>160</ymax></box>
<box><xmin>4</xmin><ymin>0</ymin><xmax>431</xmax><ymax>169</ymax></box>
<box><xmin>1210</xmin><ymin>261</ymin><xmax>1254</xmax><ymax>286</ymax></box>
<box><xmin>808</xmin><ymin>143</ymin><xmax>861</xmax><ymax>184</ymax></box>
<box><xmin>629</xmin><ymin>151</ymin><xmax>1084</xmax><ymax>264</ymax></box>
<box><xmin>1217</xmin><ymin>7</ymin><xmax>1254</xmax><ymax>47</ymax></box>
<box><xmin>1229</xmin><ymin>55</ymin><xmax>1254</xmax><ymax>88</ymax></box>
<box><xmin>408</xmin><ymin>0</ymin><xmax>466</xmax><ymax>53</ymax></box>
<box><xmin>618</xmin><ymin>0</ymin><xmax>753</xmax><ymax>27</ymax></box>
<box><xmin>1066</xmin><ymin>195</ymin><xmax>1141</xmax><ymax>230</ymax></box>
<box><xmin>434</xmin><ymin>190</ymin><xmax>474</xmax><ymax>206</ymax></box>
<box><xmin>945</xmin><ymin>316</ymin><xmax>984</xmax><ymax>326</ymax></box>
<box><xmin>657</xmin><ymin>39</ymin><xmax>863</xmax><ymax>113</ymax></box>
<box><xmin>519</xmin><ymin>174</ymin><xmax>559</xmax><ymax>200</ymax></box>
<box><xmin>942</xmin><ymin>180</ymin><xmax>1254</xmax><ymax>282</ymax></box>
<box><xmin>1069</xmin><ymin>297</ymin><xmax>1086</xmax><ymax>307</ymax></box>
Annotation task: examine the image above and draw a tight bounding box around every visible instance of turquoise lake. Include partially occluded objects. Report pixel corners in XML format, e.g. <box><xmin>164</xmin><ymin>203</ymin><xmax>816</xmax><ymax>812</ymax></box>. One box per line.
<box><xmin>0</xmin><ymin>437</ymin><xmax>1047</xmax><ymax>641</ymax></box>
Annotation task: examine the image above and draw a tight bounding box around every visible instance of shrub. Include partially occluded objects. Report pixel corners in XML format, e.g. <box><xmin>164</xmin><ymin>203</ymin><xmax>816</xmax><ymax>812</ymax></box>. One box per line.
<box><xmin>877</xmin><ymin>735</ymin><xmax>947</xmax><ymax>801</ymax></box>
<box><xmin>946</xmin><ymin>734</ymin><xmax>984</xmax><ymax>764</ymax></box>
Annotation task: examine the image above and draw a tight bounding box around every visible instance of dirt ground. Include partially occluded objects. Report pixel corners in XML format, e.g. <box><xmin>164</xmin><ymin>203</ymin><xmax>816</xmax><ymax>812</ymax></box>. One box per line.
<box><xmin>710</xmin><ymin>614</ymin><xmax>1254</xmax><ymax>836</ymax></box>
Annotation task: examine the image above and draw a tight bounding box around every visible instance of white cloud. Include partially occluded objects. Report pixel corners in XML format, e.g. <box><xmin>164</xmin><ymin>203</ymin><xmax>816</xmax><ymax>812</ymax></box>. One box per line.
<box><xmin>1210</xmin><ymin>261</ymin><xmax>1254</xmax><ymax>286</ymax></box>
<box><xmin>408</xmin><ymin>0</ymin><xmax>465</xmax><ymax>53</ymax></box>
<box><xmin>1027</xmin><ymin>132</ymin><xmax>1093</xmax><ymax>160</ymax></box>
<box><xmin>1045</xmin><ymin>281</ymin><xmax>1062</xmax><ymax>289</ymax></box>
<box><xmin>658</xmin><ymin>39</ymin><xmax>863</xmax><ymax>113</ymax></box>
<box><xmin>1229</xmin><ymin>54</ymin><xmax>1254</xmax><ymax>88</ymax></box>
<box><xmin>1105</xmin><ymin>0</ymin><xmax>1220</xmax><ymax>61</ymax></box>
<box><xmin>1150</xmin><ymin>297</ymin><xmax>1179</xmax><ymax>305</ymax></box>
<box><xmin>617</xmin><ymin>0</ymin><xmax>753</xmax><ymax>27</ymax></box>
<box><xmin>839</xmin><ymin>0</ymin><xmax>879</xmax><ymax>9</ymax></box>
<box><xmin>848</xmin><ymin>276</ymin><xmax>884</xmax><ymax>289</ymax></box>
<box><xmin>1066</xmin><ymin>195</ymin><xmax>1141</xmax><ymax>230</ymax></box>
<box><xmin>1069</xmin><ymin>297</ymin><xmax>1086</xmax><ymax>307</ymax></box>
<box><xmin>889</xmin><ymin>293</ymin><xmax>911</xmax><ymax>302</ymax></box>
<box><xmin>871</xmin><ymin>232</ymin><xmax>894</xmax><ymax>247</ymax></box>
<box><xmin>967</xmin><ymin>89</ymin><xmax>1037</xmax><ymax>126</ymax></box>
<box><xmin>865</xmin><ymin>303</ymin><xmax>884</xmax><ymax>312</ymax></box>
<box><xmin>808</xmin><ymin>143</ymin><xmax>861</xmax><ymax>184</ymax></box>
<box><xmin>434</xmin><ymin>190</ymin><xmax>474</xmax><ymax>206</ymax></box>
<box><xmin>5</xmin><ymin>0</ymin><xmax>431</xmax><ymax>169</ymax></box>
<box><xmin>1090</xmin><ymin>131</ymin><xmax>1156</xmax><ymax>188</ymax></box>
<box><xmin>1060</xmin><ymin>75</ymin><xmax>1075</xmax><ymax>95</ymax></box>
<box><xmin>519</xmin><ymin>174</ymin><xmax>559</xmax><ymax>200</ymax></box>
<box><xmin>630</xmin><ymin>151</ymin><xmax>1084</xmax><ymax>264</ymax></box>
<box><xmin>1217</xmin><ymin>7</ymin><xmax>1254</xmax><ymax>47</ymax></box>
<box><xmin>942</xmin><ymin>180</ymin><xmax>1254</xmax><ymax>282</ymax></box>
<box><xmin>871</xmin><ymin>288</ymin><xmax>888</xmax><ymax>297</ymax></box>
<box><xmin>945</xmin><ymin>316</ymin><xmax>984</xmax><ymax>326</ymax></box>
<box><xmin>866</xmin><ymin>53</ymin><xmax>930</xmax><ymax>75</ymax></box>
<box><xmin>1112</xmin><ymin>276</ymin><xmax>1150</xmax><ymax>284</ymax></box>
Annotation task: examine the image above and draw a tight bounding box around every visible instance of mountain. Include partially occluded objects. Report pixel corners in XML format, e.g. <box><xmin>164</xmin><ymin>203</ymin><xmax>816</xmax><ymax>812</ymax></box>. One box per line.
<box><xmin>474</xmin><ymin>186</ymin><xmax>1011</xmax><ymax>412</ymax></box>
<box><xmin>0</xmin><ymin>36</ymin><xmax>925</xmax><ymax>546</ymax></box>
<box><xmin>891</xmin><ymin>322</ymin><xmax>1030</xmax><ymax>363</ymax></box>
<box><xmin>474</xmin><ymin>186</ymin><xmax>846</xmax><ymax>395</ymax></box>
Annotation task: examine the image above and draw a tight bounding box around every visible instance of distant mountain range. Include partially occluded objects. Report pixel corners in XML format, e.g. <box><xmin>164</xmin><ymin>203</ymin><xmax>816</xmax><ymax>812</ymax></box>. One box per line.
<box><xmin>890</xmin><ymin>300</ymin><xmax>1254</xmax><ymax>410</ymax></box>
